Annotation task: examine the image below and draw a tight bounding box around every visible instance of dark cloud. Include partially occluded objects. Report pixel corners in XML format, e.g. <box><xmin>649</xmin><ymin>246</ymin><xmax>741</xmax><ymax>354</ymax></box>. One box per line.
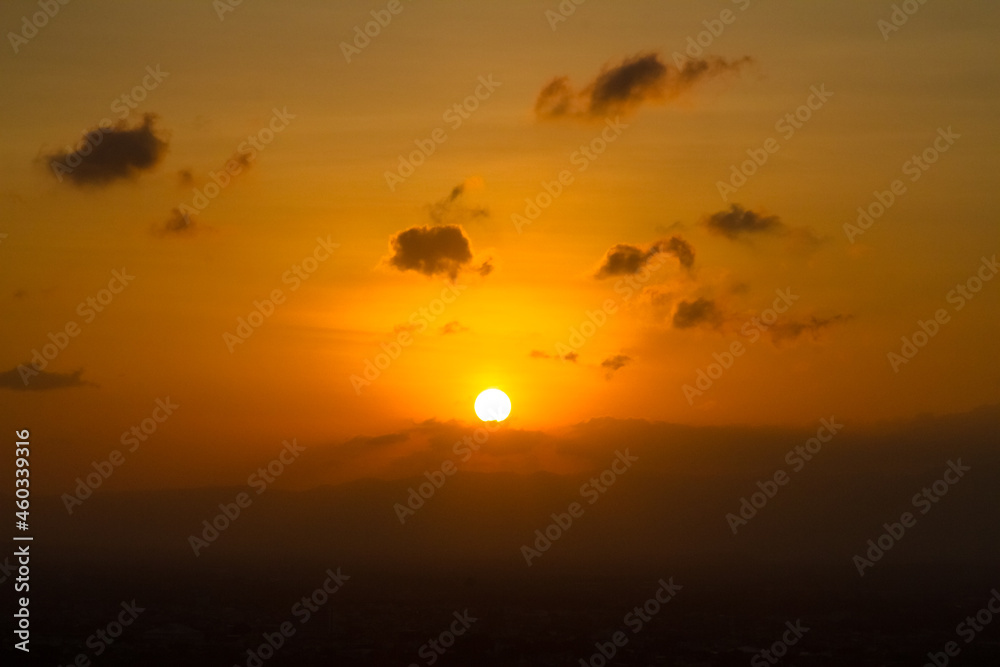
<box><xmin>672</xmin><ymin>298</ymin><xmax>721</xmax><ymax>329</ymax></box>
<box><xmin>769</xmin><ymin>315</ymin><xmax>851</xmax><ymax>344</ymax></box>
<box><xmin>155</xmin><ymin>208</ymin><xmax>199</xmax><ymax>237</ymax></box>
<box><xmin>656</xmin><ymin>237</ymin><xmax>695</xmax><ymax>270</ymax></box>
<box><xmin>601</xmin><ymin>355</ymin><xmax>632</xmax><ymax>371</ymax></box>
<box><xmin>429</xmin><ymin>182</ymin><xmax>489</xmax><ymax>226</ymax></box>
<box><xmin>536</xmin><ymin>53</ymin><xmax>752</xmax><ymax>121</ymax></box>
<box><xmin>388</xmin><ymin>225</ymin><xmax>473</xmax><ymax>280</ymax></box>
<box><xmin>477</xmin><ymin>259</ymin><xmax>494</xmax><ymax>277</ymax></box>
<box><xmin>530</xmin><ymin>350</ymin><xmax>579</xmax><ymax>362</ymax></box>
<box><xmin>393</xmin><ymin>322</ymin><xmax>420</xmax><ymax>335</ymax></box>
<box><xmin>440</xmin><ymin>321</ymin><xmax>469</xmax><ymax>335</ymax></box>
<box><xmin>0</xmin><ymin>366</ymin><xmax>93</xmax><ymax>391</ymax></box>
<box><xmin>47</xmin><ymin>114</ymin><xmax>168</xmax><ymax>186</ymax></box>
<box><xmin>601</xmin><ymin>354</ymin><xmax>632</xmax><ymax>378</ymax></box>
<box><xmin>596</xmin><ymin>236</ymin><xmax>694</xmax><ymax>279</ymax></box>
<box><xmin>596</xmin><ymin>244</ymin><xmax>649</xmax><ymax>278</ymax></box>
<box><xmin>705</xmin><ymin>205</ymin><xmax>823</xmax><ymax>247</ymax></box>
<box><xmin>705</xmin><ymin>205</ymin><xmax>784</xmax><ymax>239</ymax></box>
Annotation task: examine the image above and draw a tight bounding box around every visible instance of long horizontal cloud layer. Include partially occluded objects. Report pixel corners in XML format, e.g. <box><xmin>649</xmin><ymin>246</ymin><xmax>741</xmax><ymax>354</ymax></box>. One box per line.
<box><xmin>536</xmin><ymin>53</ymin><xmax>752</xmax><ymax>121</ymax></box>
<box><xmin>0</xmin><ymin>366</ymin><xmax>92</xmax><ymax>391</ymax></box>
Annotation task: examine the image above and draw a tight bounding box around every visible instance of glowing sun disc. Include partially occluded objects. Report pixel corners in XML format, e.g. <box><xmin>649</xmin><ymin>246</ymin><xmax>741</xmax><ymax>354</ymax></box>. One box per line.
<box><xmin>474</xmin><ymin>388</ymin><xmax>511</xmax><ymax>422</ymax></box>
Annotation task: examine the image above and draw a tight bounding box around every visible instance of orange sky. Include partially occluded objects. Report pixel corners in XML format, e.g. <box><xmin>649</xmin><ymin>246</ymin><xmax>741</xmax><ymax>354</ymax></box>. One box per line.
<box><xmin>1</xmin><ymin>0</ymin><xmax>998</xmax><ymax>493</ymax></box>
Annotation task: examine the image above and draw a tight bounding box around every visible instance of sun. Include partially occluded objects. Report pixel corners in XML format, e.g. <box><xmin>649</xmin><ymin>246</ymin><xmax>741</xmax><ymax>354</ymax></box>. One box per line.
<box><xmin>474</xmin><ymin>388</ymin><xmax>511</xmax><ymax>422</ymax></box>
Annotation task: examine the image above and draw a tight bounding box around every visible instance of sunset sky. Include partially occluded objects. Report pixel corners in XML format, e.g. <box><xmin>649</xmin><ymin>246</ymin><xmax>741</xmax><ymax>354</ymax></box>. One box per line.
<box><xmin>2</xmin><ymin>0</ymin><xmax>998</xmax><ymax>493</ymax></box>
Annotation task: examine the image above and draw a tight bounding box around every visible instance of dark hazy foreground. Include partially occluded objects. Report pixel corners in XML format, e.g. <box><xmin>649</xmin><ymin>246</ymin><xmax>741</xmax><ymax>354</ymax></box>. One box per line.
<box><xmin>5</xmin><ymin>405</ymin><xmax>999</xmax><ymax>665</ymax></box>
